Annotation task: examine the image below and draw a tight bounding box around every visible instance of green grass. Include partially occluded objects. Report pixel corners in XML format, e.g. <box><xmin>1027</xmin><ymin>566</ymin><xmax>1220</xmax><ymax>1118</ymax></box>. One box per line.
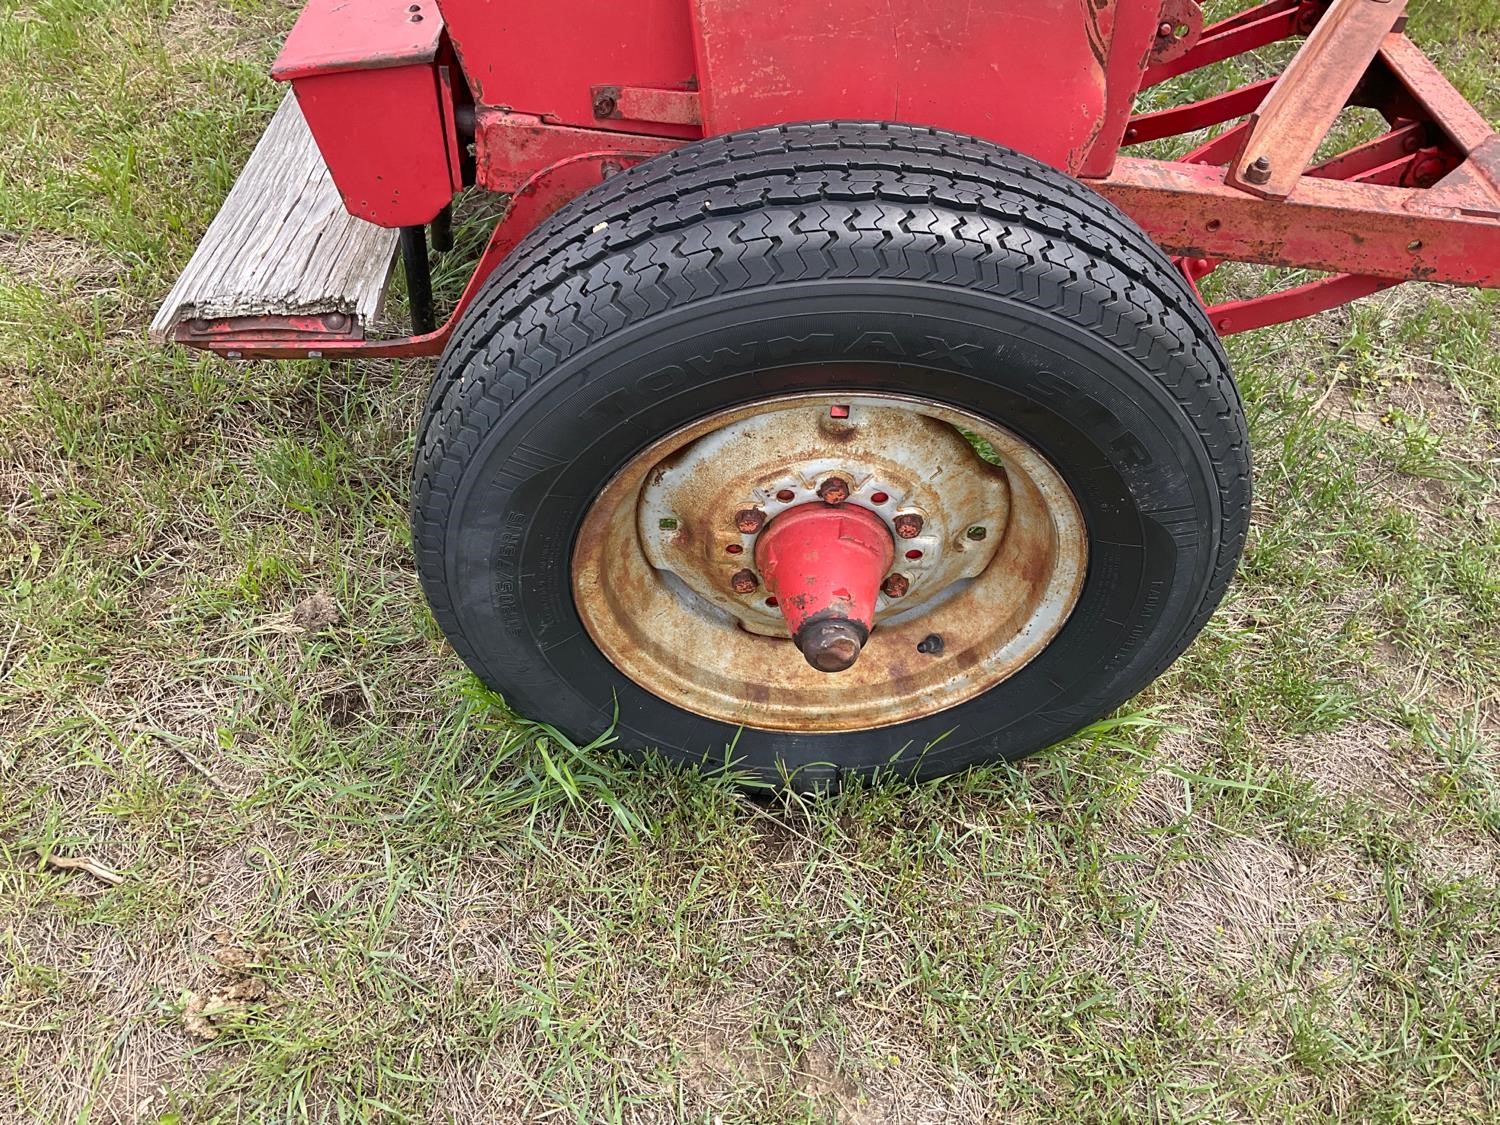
<box><xmin>2</xmin><ymin>1</ymin><xmax>1498</xmax><ymax>1121</ymax></box>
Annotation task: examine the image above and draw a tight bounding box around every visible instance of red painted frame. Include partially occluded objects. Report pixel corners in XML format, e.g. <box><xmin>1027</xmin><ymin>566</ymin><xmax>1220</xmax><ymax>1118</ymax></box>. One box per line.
<box><xmin>181</xmin><ymin>0</ymin><xmax>1500</xmax><ymax>360</ymax></box>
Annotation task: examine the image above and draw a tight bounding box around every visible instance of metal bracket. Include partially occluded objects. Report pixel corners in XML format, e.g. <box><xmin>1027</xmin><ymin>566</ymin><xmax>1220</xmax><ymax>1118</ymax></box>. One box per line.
<box><xmin>1150</xmin><ymin>0</ymin><xmax>1204</xmax><ymax>65</ymax></box>
<box><xmin>590</xmin><ymin>84</ymin><xmax>702</xmax><ymax>126</ymax></box>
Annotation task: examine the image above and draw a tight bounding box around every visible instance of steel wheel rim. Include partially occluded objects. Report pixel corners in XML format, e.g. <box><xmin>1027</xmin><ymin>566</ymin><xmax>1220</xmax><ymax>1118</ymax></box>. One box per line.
<box><xmin>571</xmin><ymin>391</ymin><xmax>1088</xmax><ymax>733</ymax></box>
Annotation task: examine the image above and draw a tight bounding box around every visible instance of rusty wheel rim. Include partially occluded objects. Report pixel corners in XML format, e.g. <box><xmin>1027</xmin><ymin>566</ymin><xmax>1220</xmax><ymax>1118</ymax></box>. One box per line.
<box><xmin>571</xmin><ymin>392</ymin><xmax>1087</xmax><ymax>733</ymax></box>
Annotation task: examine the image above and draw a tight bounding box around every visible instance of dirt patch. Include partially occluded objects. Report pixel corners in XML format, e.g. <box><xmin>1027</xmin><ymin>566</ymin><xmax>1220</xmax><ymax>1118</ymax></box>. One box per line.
<box><xmin>1153</xmin><ymin>832</ymin><xmax>1305</xmax><ymax>967</ymax></box>
<box><xmin>160</xmin><ymin>0</ymin><xmax>278</xmax><ymax>67</ymax></box>
<box><xmin>1263</xmin><ymin>720</ymin><xmax>1416</xmax><ymax>810</ymax></box>
<box><xmin>291</xmin><ymin>589</ymin><xmax>341</xmax><ymax>631</ymax></box>
<box><xmin>0</xmin><ymin>229</ymin><xmax>124</xmax><ymax>289</ymax></box>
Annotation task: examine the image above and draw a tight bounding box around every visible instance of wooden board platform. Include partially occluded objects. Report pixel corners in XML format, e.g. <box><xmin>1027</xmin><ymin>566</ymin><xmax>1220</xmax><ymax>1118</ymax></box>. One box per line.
<box><xmin>151</xmin><ymin>92</ymin><xmax>398</xmax><ymax>343</ymax></box>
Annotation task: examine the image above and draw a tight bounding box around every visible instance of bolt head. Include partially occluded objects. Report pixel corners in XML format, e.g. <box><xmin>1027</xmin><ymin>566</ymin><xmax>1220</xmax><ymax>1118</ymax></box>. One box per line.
<box><xmin>817</xmin><ymin>477</ymin><xmax>850</xmax><ymax>505</ymax></box>
<box><xmin>734</xmin><ymin>508</ymin><xmax>766</xmax><ymax>534</ymax></box>
<box><xmin>1158</xmin><ymin>21</ymin><xmax>1174</xmax><ymax>36</ymax></box>
<box><xmin>729</xmin><ymin>568</ymin><xmax>759</xmax><ymax>594</ymax></box>
<box><xmin>593</xmin><ymin>94</ymin><xmax>617</xmax><ymax>117</ymax></box>
<box><xmin>893</xmin><ymin>513</ymin><xmax>924</xmax><ymax>539</ymax></box>
<box><xmin>881</xmin><ymin>573</ymin><xmax>909</xmax><ymax>598</ymax></box>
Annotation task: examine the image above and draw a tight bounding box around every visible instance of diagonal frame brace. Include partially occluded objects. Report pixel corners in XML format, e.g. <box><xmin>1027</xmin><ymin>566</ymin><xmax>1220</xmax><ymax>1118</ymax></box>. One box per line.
<box><xmin>1226</xmin><ymin>0</ymin><xmax>1407</xmax><ymax>199</ymax></box>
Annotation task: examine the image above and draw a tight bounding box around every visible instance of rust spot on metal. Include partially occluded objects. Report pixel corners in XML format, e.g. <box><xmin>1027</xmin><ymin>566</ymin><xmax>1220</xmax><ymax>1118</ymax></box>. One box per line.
<box><xmin>893</xmin><ymin>513</ymin><xmax>924</xmax><ymax>539</ymax></box>
<box><xmin>816</xmin><ymin>477</ymin><xmax>850</xmax><ymax>504</ymax></box>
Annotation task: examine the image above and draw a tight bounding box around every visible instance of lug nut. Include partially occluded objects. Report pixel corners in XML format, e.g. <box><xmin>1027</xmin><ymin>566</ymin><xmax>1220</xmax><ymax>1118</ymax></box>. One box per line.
<box><xmin>735</xmin><ymin>508</ymin><xmax>766</xmax><ymax>534</ymax></box>
<box><xmin>817</xmin><ymin>476</ymin><xmax>850</xmax><ymax>504</ymax></box>
<box><xmin>893</xmin><ymin>513</ymin><xmax>924</xmax><ymax>539</ymax></box>
<box><xmin>730</xmin><ymin>568</ymin><xmax>759</xmax><ymax>594</ymax></box>
<box><xmin>881</xmin><ymin>573</ymin><xmax>909</xmax><ymax>598</ymax></box>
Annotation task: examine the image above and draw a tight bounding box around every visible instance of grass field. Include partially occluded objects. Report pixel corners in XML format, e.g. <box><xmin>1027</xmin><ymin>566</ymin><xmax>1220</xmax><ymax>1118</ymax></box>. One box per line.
<box><xmin>2</xmin><ymin>1</ymin><xmax>1498</xmax><ymax>1121</ymax></box>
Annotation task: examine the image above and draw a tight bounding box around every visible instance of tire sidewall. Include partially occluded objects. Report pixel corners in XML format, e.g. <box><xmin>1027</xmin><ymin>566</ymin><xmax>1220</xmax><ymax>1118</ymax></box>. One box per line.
<box><xmin>435</xmin><ymin>281</ymin><xmax>1220</xmax><ymax>782</ymax></box>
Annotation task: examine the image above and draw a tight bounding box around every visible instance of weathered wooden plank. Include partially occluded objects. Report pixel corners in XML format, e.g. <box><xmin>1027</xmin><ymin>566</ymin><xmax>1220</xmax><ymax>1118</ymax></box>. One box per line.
<box><xmin>151</xmin><ymin>92</ymin><xmax>398</xmax><ymax>343</ymax></box>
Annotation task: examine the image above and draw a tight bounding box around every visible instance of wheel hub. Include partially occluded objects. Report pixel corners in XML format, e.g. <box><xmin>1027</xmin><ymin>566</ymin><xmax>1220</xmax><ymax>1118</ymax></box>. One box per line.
<box><xmin>573</xmin><ymin>392</ymin><xmax>1087</xmax><ymax>733</ymax></box>
<box><xmin>754</xmin><ymin>502</ymin><xmax>893</xmax><ymax>672</ymax></box>
<box><xmin>637</xmin><ymin>398</ymin><xmax>1008</xmax><ymax>639</ymax></box>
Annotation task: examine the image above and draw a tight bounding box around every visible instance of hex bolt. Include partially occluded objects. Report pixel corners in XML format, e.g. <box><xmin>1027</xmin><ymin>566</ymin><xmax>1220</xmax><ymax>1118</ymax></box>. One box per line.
<box><xmin>881</xmin><ymin>573</ymin><xmax>909</xmax><ymax>598</ymax></box>
<box><xmin>966</xmin><ymin>525</ymin><xmax>987</xmax><ymax>541</ymax></box>
<box><xmin>817</xmin><ymin>476</ymin><xmax>850</xmax><ymax>505</ymax></box>
<box><xmin>1244</xmin><ymin>156</ymin><xmax>1273</xmax><ymax>185</ymax></box>
<box><xmin>893</xmin><ymin>513</ymin><xmax>924</xmax><ymax>539</ymax></box>
<box><xmin>734</xmin><ymin>508</ymin><xmax>766</xmax><ymax>534</ymax></box>
<box><xmin>730</xmin><ymin>569</ymin><xmax>759</xmax><ymax>594</ymax></box>
<box><xmin>592</xmin><ymin>93</ymin><xmax>618</xmax><ymax>118</ymax></box>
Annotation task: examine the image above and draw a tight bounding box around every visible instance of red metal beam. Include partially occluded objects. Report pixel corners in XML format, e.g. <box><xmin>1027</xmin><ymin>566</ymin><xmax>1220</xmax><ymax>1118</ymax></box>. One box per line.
<box><xmin>1142</xmin><ymin>0</ymin><xmax>1308</xmax><ymax>87</ymax></box>
<box><xmin>1377</xmin><ymin>34</ymin><xmax>1493</xmax><ymax>154</ymax></box>
<box><xmin>1093</xmin><ymin>156</ymin><xmax>1500</xmax><ymax>286</ymax></box>
<box><xmin>1125</xmin><ymin>78</ymin><xmax>1276</xmax><ymax>146</ymax></box>
<box><xmin>1205</xmin><ymin>273</ymin><xmax>1396</xmax><ymax>334</ymax></box>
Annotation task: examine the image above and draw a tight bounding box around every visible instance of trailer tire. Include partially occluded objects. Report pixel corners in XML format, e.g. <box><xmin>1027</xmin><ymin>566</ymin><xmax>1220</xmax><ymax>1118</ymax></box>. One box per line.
<box><xmin>413</xmin><ymin>122</ymin><xmax>1250</xmax><ymax>789</ymax></box>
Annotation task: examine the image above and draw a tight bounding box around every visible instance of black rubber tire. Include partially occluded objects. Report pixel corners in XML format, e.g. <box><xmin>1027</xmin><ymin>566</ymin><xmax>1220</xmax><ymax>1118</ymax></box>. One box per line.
<box><xmin>413</xmin><ymin>123</ymin><xmax>1250</xmax><ymax>790</ymax></box>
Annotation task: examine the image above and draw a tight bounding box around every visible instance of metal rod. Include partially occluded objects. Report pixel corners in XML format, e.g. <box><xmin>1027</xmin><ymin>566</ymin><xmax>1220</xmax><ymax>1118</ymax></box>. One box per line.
<box><xmin>431</xmin><ymin>205</ymin><xmax>453</xmax><ymax>253</ymax></box>
<box><xmin>400</xmin><ymin>225</ymin><xmax>435</xmax><ymax>335</ymax></box>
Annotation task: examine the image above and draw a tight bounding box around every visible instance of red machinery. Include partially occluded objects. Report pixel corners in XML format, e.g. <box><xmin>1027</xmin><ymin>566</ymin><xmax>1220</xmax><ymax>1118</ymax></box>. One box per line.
<box><xmin>157</xmin><ymin>0</ymin><xmax>1499</xmax><ymax>788</ymax></box>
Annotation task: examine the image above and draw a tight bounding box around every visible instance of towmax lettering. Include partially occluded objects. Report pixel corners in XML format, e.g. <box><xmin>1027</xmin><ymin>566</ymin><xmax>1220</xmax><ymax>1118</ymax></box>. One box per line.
<box><xmin>670</xmin><ymin>332</ymin><xmax>988</xmax><ymax>379</ymax></box>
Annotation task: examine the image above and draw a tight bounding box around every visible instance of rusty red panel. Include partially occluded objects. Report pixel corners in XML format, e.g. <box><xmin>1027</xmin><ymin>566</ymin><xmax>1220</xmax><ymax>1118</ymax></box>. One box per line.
<box><xmin>439</xmin><ymin>0</ymin><xmax>701</xmax><ymax>139</ymax></box>
<box><xmin>688</xmin><ymin>0</ymin><xmax>1126</xmax><ymax>174</ymax></box>
<box><xmin>1077</xmin><ymin>0</ymin><xmax>1170</xmax><ymax>177</ymax></box>
<box><xmin>273</xmin><ymin>0</ymin><xmax>459</xmax><ymax>228</ymax></box>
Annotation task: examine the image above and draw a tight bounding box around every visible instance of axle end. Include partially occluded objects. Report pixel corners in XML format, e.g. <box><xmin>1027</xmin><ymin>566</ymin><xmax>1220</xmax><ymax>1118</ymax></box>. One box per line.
<box><xmin>796</xmin><ymin>617</ymin><xmax>868</xmax><ymax>673</ymax></box>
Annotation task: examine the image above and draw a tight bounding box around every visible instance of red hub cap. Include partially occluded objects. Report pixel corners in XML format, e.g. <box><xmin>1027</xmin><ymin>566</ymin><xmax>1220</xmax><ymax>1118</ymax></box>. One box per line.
<box><xmin>754</xmin><ymin>503</ymin><xmax>894</xmax><ymax>672</ymax></box>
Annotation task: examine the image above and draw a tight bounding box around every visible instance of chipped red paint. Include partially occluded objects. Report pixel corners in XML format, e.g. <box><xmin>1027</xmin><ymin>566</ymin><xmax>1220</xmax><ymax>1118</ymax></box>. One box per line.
<box><xmin>754</xmin><ymin>504</ymin><xmax>894</xmax><ymax>655</ymax></box>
